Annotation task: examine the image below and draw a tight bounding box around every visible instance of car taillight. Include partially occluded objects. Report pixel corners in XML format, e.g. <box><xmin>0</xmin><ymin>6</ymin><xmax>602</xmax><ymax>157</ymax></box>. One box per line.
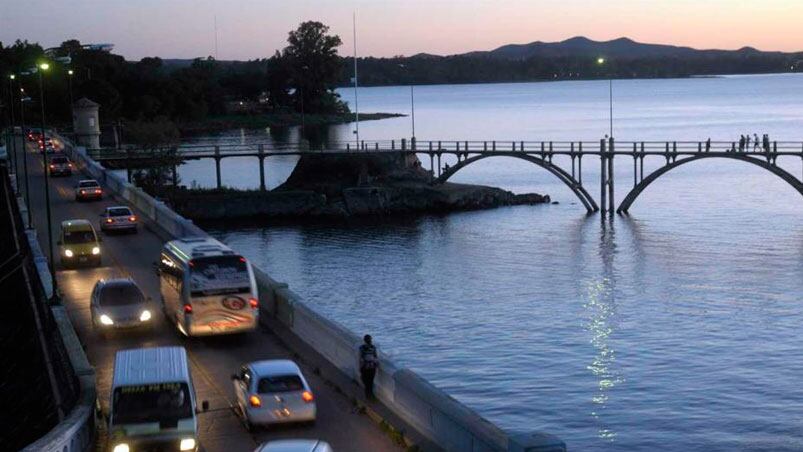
<box><xmin>49</xmin><ymin>164</ymin><xmax>54</xmax><ymax>168</ymax></box>
<box><xmin>183</xmin><ymin>304</ymin><xmax>193</xmax><ymax>313</ymax></box>
<box><xmin>106</xmin><ymin>218</ymin><xmax>113</xmax><ymax>223</ymax></box>
<box><xmin>129</xmin><ymin>216</ymin><xmax>136</xmax><ymax>222</ymax></box>
<box><xmin>249</xmin><ymin>395</ymin><xmax>262</xmax><ymax>407</ymax></box>
<box><xmin>249</xmin><ymin>298</ymin><xmax>258</xmax><ymax>309</ymax></box>
<box><xmin>80</xmin><ymin>189</ymin><xmax>86</xmax><ymax>194</ymax></box>
<box><xmin>301</xmin><ymin>391</ymin><xmax>314</xmax><ymax>403</ymax></box>
<box><xmin>94</xmin><ymin>189</ymin><xmax>102</xmax><ymax>194</ymax></box>
<box><xmin>68</xmin><ymin>163</ymin><xmax>73</xmax><ymax>167</ymax></box>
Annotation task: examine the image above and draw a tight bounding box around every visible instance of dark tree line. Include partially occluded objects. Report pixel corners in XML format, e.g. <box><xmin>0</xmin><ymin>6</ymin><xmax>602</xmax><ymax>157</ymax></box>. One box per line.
<box><xmin>0</xmin><ymin>21</ymin><xmax>348</xmax><ymax>128</ymax></box>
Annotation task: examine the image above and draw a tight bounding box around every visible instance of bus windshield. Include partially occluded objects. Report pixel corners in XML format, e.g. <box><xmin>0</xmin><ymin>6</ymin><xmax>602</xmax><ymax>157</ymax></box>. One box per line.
<box><xmin>189</xmin><ymin>255</ymin><xmax>249</xmax><ymax>296</ymax></box>
<box><xmin>112</xmin><ymin>382</ymin><xmax>192</xmax><ymax>425</ymax></box>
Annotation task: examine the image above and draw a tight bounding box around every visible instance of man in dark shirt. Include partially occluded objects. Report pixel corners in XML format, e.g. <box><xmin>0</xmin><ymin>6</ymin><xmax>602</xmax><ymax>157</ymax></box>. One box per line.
<box><xmin>359</xmin><ymin>334</ymin><xmax>379</xmax><ymax>399</ymax></box>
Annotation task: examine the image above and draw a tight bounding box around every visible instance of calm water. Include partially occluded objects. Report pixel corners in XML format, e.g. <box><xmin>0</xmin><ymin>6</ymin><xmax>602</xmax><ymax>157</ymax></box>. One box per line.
<box><xmin>197</xmin><ymin>75</ymin><xmax>803</xmax><ymax>451</ymax></box>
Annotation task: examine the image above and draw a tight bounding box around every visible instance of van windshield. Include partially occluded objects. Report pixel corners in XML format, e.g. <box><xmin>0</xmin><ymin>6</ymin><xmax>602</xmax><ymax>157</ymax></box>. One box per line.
<box><xmin>189</xmin><ymin>255</ymin><xmax>249</xmax><ymax>296</ymax></box>
<box><xmin>112</xmin><ymin>382</ymin><xmax>192</xmax><ymax>425</ymax></box>
<box><xmin>63</xmin><ymin>230</ymin><xmax>96</xmax><ymax>245</ymax></box>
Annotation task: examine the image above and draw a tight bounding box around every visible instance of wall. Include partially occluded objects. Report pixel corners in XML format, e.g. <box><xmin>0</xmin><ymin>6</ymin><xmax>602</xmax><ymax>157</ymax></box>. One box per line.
<box><xmin>61</xmin><ymin>139</ymin><xmax>566</xmax><ymax>452</ymax></box>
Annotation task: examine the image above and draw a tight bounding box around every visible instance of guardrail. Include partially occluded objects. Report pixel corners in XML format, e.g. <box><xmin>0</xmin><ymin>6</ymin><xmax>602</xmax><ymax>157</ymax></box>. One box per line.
<box><xmin>59</xmin><ymin>135</ymin><xmax>566</xmax><ymax>452</ymax></box>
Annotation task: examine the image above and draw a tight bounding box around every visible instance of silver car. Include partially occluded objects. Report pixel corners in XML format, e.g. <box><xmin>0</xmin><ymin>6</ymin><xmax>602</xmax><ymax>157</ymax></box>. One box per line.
<box><xmin>254</xmin><ymin>440</ymin><xmax>332</xmax><ymax>452</ymax></box>
<box><xmin>100</xmin><ymin>206</ymin><xmax>138</xmax><ymax>233</ymax></box>
<box><xmin>232</xmin><ymin>360</ymin><xmax>317</xmax><ymax>429</ymax></box>
<box><xmin>90</xmin><ymin>278</ymin><xmax>153</xmax><ymax>333</ymax></box>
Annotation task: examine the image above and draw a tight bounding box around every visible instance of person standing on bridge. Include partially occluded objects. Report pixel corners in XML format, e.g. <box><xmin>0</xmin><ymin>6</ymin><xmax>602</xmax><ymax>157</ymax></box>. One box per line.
<box><xmin>745</xmin><ymin>134</ymin><xmax>751</xmax><ymax>150</ymax></box>
<box><xmin>739</xmin><ymin>135</ymin><xmax>746</xmax><ymax>152</ymax></box>
<box><xmin>705</xmin><ymin>138</ymin><xmax>711</xmax><ymax>152</ymax></box>
<box><xmin>359</xmin><ymin>334</ymin><xmax>379</xmax><ymax>400</ymax></box>
<box><xmin>753</xmin><ymin>134</ymin><xmax>760</xmax><ymax>151</ymax></box>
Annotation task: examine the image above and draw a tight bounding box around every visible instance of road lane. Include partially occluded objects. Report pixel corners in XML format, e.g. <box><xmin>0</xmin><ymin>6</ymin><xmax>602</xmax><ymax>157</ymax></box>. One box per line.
<box><xmin>19</xmin><ymin>138</ymin><xmax>399</xmax><ymax>452</ymax></box>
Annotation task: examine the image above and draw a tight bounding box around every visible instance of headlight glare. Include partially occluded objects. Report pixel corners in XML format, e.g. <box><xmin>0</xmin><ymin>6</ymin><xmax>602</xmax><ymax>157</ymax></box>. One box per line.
<box><xmin>64</xmin><ymin>249</ymin><xmax>73</xmax><ymax>257</ymax></box>
<box><xmin>112</xmin><ymin>443</ymin><xmax>129</xmax><ymax>452</ymax></box>
<box><xmin>91</xmin><ymin>246</ymin><xmax>100</xmax><ymax>255</ymax></box>
<box><xmin>100</xmin><ymin>314</ymin><xmax>114</xmax><ymax>325</ymax></box>
<box><xmin>180</xmin><ymin>438</ymin><xmax>196</xmax><ymax>450</ymax></box>
<box><xmin>139</xmin><ymin>310</ymin><xmax>151</xmax><ymax>321</ymax></box>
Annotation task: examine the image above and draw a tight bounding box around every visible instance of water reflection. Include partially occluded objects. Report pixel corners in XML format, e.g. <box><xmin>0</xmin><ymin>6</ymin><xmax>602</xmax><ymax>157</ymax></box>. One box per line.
<box><xmin>583</xmin><ymin>217</ymin><xmax>624</xmax><ymax>442</ymax></box>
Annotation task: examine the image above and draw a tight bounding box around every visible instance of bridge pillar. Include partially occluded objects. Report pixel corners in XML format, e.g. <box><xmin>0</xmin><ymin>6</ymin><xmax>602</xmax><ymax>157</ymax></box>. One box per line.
<box><xmin>608</xmin><ymin>137</ymin><xmax>615</xmax><ymax>213</ymax></box>
<box><xmin>214</xmin><ymin>146</ymin><xmax>222</xmax><ymax>189</ymax></box>
<box><xmin>437</xmin><ymin>154</ymin><xmax>442</xmax><ymax>177</ymax></box>
<box><xmin>430</xmin><ymin>154</ymin><xmax>435</xmax><ymax>181</ymax></box>
<box><xmin>172</xmin><ymin>165</ymin><xmax>178</xmax><ymax>187</ymax></box>
<box><xmin>600</xmin><ymin>139</ymin><xmax>607</xmax><ymax>213</ymax></box>
<box><xmin>258</xmin><ymin>144</ymin><xmax>266</xmax><ymax>191</ymax></box>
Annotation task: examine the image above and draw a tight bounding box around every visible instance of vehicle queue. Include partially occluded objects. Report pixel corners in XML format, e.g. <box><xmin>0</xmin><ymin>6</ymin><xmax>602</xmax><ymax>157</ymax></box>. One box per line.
<box><xmin>30</xmin><ymin>134</ymin><xmax>332</xmax><ymax>452</ymax></box>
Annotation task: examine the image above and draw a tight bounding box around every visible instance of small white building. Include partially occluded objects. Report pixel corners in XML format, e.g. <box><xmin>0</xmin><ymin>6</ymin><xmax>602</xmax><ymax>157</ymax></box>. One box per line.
<box><xmin>72</xmin><ymin>97</ymin><xmax>101</xmax><ymax>149</ymax></box>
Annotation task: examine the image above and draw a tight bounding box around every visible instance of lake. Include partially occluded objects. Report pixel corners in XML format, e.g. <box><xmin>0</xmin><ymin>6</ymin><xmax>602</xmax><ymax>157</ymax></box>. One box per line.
<box><xmin>189</xmin><ymin>74</ymin><xmax>803</xmax><ymax>451</ymax></box>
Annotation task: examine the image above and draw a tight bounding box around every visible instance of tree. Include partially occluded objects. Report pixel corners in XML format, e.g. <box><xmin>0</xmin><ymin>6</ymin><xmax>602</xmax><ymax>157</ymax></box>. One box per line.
<box><xmin>126</xmin><ymin>116</ymin><xmax>181</xmax><ymax>194</ymax></box>
<box><xmin>283</xmin><ymin>21</ymin><xmax>347</xmax><ymax>114</ymax></box>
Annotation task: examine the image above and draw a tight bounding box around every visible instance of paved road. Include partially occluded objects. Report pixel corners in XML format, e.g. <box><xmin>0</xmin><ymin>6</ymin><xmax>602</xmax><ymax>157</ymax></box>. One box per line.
<box><xmin>14</xmin><ymin>138</ymin><xmax>399</xmax><ymax>452</ymax></box>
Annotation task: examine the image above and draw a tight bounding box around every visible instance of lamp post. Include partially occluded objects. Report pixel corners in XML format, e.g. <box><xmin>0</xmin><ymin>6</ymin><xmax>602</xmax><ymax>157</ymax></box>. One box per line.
<box><xmin>398</xmin><ymin>64</ymin><xmax>416</xmax><ymax>140</ymax></box>
<box><xmin>7</xmin><ymin>74</ymin><xmax>17</xmax><ymax>176</ymax></box>
<box><xmin>597</xmin><ymin>57</ymin><xmax>613</xmax><ymax>138</ymax></box>
<box><xmin>18</xmin><ymin>84</ymin><xmax>33</xmax><ymax>227</ymax></box>
<box><xmin>32</xmin><ymin>62</ymin><xmax>58</xmax><ymax>301</ymax></box>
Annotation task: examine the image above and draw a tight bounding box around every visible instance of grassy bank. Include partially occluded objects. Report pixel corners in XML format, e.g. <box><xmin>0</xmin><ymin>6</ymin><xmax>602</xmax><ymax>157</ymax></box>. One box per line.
<box><xmin>177</xmin><ymin>112</ymin><xmax>404</xmax><ymax>135</ymax></box>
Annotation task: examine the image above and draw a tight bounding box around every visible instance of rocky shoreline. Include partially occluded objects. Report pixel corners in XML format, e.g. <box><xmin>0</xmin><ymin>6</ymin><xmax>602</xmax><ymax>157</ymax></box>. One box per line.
<box><xmin>165</xmin><ymin>152</ymin><xmax>550</xmax><ymax>221</ymax></box>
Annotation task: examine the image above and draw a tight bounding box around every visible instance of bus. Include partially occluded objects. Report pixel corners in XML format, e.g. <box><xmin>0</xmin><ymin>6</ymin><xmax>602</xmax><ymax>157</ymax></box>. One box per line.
<box><xmin>157</xmin><ymin>237</ymin><xmax>259</xmax><ymax>336</ymax></box>
<box><xmin>108</xmin><ymin>346</ymin><xmax>207</xmax><ymax>451</ymax></box>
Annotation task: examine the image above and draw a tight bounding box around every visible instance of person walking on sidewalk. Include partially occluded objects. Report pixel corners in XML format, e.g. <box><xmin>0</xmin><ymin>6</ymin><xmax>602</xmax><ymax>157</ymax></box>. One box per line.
<box><xmin>359</xmin><ymin>334</ymin><xmax>379</xmax><ymax>399</ymax></box>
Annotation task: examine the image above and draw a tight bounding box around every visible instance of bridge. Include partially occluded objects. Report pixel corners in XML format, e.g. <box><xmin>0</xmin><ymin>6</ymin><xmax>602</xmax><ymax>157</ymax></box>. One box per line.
<box><xmin>85</xmin><ymin>138</ymin><xmax>803</xmax><ymax>214</ymax></box>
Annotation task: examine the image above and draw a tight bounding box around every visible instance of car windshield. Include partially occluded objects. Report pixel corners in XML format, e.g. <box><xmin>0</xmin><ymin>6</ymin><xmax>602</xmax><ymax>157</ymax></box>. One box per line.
<box><xmin>112</xmin><ymin>382</ymin><xmax>192</xmax><ymax>425</ymax></box>
<box><xmin>99</xmin><ymin>283</ymin><xmax>144</xmax><ymax>306</ymax></box>
<box><xmin>257</xmin><ymin>375</ymin><xmax>304</xmax><ymax>393</ymax></box>
<box><xmin>63</xmin><ymin>230</ymin><xmax>96</xmax><ymax>245</ymax></box>
<box><xmin>51</xmin><ymin>156</ymin><xmax>68</xmax><ymax>164</ymax></box>
<box><xmin>79</xmin><ymin>181</ymin><xmax>99</xmax><ymax>188</ymax></box>
<box><xmin>108</xmin><ymin>207</ymin><xmax>132</xmax><ymax>217</ymax></box>
<box><xmin>189</xmin><ymin>255</ymin><xmax>249</xmax><ymax>295</ymax></box>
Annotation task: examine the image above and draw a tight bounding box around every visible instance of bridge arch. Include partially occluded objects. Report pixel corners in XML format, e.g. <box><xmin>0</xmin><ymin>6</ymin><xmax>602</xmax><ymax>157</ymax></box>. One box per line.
<box><xmin>434</xmin><ymin>152</ymin><xmax>599</xmax><ymax>212</ymax></box>
<box><xmin>618</xmin><ymin>154</ymin><xmax>803</xmax><ymax>213</ymax></box>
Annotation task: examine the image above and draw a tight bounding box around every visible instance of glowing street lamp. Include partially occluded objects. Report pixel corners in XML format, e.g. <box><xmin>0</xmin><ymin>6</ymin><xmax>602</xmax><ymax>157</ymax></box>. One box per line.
<box><xmin>597</xmin><ymin>57</ymin><xmax>613</xmax><ymax>138</ymax></box>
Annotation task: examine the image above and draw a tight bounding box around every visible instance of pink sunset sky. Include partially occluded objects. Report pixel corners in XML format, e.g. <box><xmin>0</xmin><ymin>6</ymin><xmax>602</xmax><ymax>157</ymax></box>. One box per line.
<box><xmin>2</xmin><ymin>0</ymin><xmax>801</xmax><ymax>60</ymax></box>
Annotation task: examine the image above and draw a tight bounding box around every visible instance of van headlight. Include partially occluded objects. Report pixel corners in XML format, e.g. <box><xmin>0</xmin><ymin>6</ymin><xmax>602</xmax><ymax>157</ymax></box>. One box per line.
<box><xmin>112</xmin><ymin>444</ymin><xmax>129</xmax><ymax>452</ymax></box>
<box><xmin>91</xmin><ymin>246</ymin><xmax>100</xmax><ymax>255</ymax></box>
<box><xmin>64</xmin><ymin>249</ymin><xmax>74</xmax><ymax>258</ymax></box>
<box><xmin>100</xmin><ymin>314</ymin><xmax>114</xmax><ymax>325</ymax></box>
<box><xmin>180</xmin><ymin>438</ymin><xmax>196</xmax><ymax>451</ymax></box>
<box><xmin>139</xmin><ymin>310</ymin><xmax>151</xmax><ymax>322</ymax></box>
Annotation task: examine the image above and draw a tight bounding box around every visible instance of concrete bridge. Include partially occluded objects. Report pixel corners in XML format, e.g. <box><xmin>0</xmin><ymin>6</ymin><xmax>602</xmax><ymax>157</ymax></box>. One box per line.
<box><xmin>85</xmin><ymin>138</ymin><xmax>803</xmax><ymax>214</ymax></box>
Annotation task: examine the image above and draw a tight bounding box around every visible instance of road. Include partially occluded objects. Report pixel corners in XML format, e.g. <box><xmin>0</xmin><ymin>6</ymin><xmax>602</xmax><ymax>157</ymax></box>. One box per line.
<box><xmin>14</xmin><ymin>137</ymin><xmax>399</xmax><ymax>452</ymax></box>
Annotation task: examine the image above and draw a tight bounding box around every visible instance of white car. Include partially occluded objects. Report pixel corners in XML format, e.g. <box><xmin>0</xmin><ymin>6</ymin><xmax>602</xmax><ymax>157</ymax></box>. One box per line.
<box><xmin>100</xmin><ymin>206</ymin><xmax>138</xmax><ymax>233</ymax></box>
<box><xmin>90</xmin><ymin>278</ymin><xmax>153</xmax><ymax>333</ymax></box>
<box><xmin>254</xmin><ymin>440</ymin><xmax>332</xmax><ymax>452</ymax></box>
<box><xmin>75</xmin><ymin>179</ymin><xmax>103</xmax><ymax>201</ymax></box>
<box><xmin>232</xmin><ymin>360</ymin><xmax>316</xmax><ymax>429</ymax></box>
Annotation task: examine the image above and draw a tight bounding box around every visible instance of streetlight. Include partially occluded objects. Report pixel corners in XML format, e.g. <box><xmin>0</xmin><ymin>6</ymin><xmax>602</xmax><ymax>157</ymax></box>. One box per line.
<box><xmin>398</xmin><ymin>64</ymin><xmax>416</xmax><ymax>140</ymax></box>
<box><xmin>7</xmin><ymin>74</ymin><xmax>17</xmax><ymax>176</ymax></box>
<box><xmin>67</xmin><ymin>69</ymin><xmax>74</xmax><ymax>112</ymax></box>
<box><xmin>597</xmin><ymin>57</ymin><xmax>613</xmax><ymax>138</ymax></box>
<box><xmin>30</xmin><ymin>61</ymin><xmax>58</xmax><ymax>301</ymax></box>
<box><xmin>17</xmin><ymin>84</ymin><xmax>33</xmax><ymax>226</ymax></box>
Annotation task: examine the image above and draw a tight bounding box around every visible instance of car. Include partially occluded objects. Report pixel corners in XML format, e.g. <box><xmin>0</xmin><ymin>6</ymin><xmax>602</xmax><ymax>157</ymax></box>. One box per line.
<box><xmin>231</xmin><ymin>360</ymin><xmax>316</xmax><ymax>429</ymax></box>
<box><xmin>27</xmin><ymin>129</ymin><xmax>43</xmax><ymax>142</ymax></box>
<box><xmin>48</xmin><ymin>155</ymin><xmax>73</xmax><ymax>176</ymax></box>
<box><xmin>100</xmin><ymin>206</ymin><xmax>138</xmax><ymax>233</ymax></box>
<box><xmin>75</xmin><ymin>179</ymin><xmax>103</xmax><ymax>201</ymax></box>
<box><xmin>58</xmin><ymin>219</ymin><xmax>102</xmax><ymax>268</ymax></box>
<box><xmin>254</xmin><ymin>440</ymin><xmax>333</xmax><ymax>452</ymax></box>
<box><xmin>90</xmin><ymin>278</ymin><xmax>154</xmax><ymax>333</ymax></box>
<box><xmin>39</xmin><ymin>138</ymin><xmax>56</xmax><ymax>153</ymax></box>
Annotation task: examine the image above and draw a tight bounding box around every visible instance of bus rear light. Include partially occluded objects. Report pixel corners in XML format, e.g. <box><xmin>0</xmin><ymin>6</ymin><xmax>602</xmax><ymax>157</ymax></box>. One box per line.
<box><xmin>129</xmin><ymin>216</ymin><xmax>137</xmax><ymax>222</ymax></box>
<box><xmin>94</xmin><ymin>189</ymin><xmax>102</xmax><ymax>194</ymax></box>
<box><xmin>249</xmin><ymin>298</ymin><xmax>258</xmax><ymax>309</ymax></box>
<box><xmin>183</xmin><ymin>304</ymin><xmax>193</xmax><ymax>313</ymax></box>
<box><xmin>106</xmin><ymin>218</ymin><xmax>114</xmax><ymax>223</ymax></box>
<box><xmin>301</xmin><ymin>391</ymin><xmax>314</xmax><ymax>403</ymax></box>
<box><xmin>249</xmin><ymin>395</ymin><xmax>262</xmax><ymax>407</ymax></box>
<box><xmin>239</xmin><ymin>256</ymin><xmax>247</xmax><ymax>263</ymax></box>
<box><xmin>80</xmin><ymin>189</ymin><xmax>86</xmax><ymax>194</ymax></box>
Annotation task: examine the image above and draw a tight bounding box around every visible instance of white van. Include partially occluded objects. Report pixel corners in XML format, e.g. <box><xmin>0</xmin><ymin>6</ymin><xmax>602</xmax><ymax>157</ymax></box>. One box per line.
<box><xmin>108</xmin><ymin>347</ymin><xmax>207</xmax><ymax>452</ymax></box>
<box><xmin>157</xmin><ymin>237</ymin><xmax>259</xmax><ymax>336</ymax></box>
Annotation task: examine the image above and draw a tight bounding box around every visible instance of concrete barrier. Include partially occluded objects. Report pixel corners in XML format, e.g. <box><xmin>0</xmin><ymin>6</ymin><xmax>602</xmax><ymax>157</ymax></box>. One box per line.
<box><xmin>59</xmin><ymin>138</ymin><xmax>566</xmax><ymax>452</ymax></box>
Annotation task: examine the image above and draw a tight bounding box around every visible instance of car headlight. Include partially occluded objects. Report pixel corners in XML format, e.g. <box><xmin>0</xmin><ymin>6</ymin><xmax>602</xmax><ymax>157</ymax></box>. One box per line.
<box><xmin>180</xmin><ymin>438</ymin><xmax>196</xmax><ymax>451</ymax></box>
<box><xmin>139</xmin><ymin>310</ymin><xmax>151</xmax><ymax>322</ymax></box>
<box><xmin>100</xmin><ymin>314</ymin><xmax>114</xmax><ymax>325</ymax></box>
<box><xmin>112</xmin><ymin>443</ymin><xmax>129</xmax><ymax>452</ymax></box>
<box><xmin>91</xmin><ymin>246</ymin><xmax>100</xmax><ymax>255</ymax></box>
<box><xmin>64</xmin><ymin>249</ymin><xmax>74</xmax><ymax>258</ymax></box>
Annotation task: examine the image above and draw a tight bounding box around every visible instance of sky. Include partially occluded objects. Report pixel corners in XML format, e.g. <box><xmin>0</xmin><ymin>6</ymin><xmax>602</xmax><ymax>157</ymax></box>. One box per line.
<box><xmin>2</xmin><ymin>0</ymin><xmax>802</xmax><ymax>61</ymax></box>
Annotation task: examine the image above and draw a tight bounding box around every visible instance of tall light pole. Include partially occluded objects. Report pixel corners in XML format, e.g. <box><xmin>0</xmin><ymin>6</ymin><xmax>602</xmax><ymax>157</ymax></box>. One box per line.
<box><xmin>7</xmin><ymin>74</ymin><xmax>17</xmax><ymax>176</ymax></box>
<box><xmin>398</xmin><ymin>64</ymin><xmax>416</xmax><ymax>140</ymax></box>
<box><xmin>33</xmin><ymin>61</ymin><xmax>58</xmax><ymax>301</ymax></box>
<box><xmin>18</xmin><ymin>85</ymin><xmax>33</xmax><ymax>226</ymax></box>
<box><xmin>597</xmin><ymin>57</ymin><xmax>613</xmax><ymax>138</ymax></box>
